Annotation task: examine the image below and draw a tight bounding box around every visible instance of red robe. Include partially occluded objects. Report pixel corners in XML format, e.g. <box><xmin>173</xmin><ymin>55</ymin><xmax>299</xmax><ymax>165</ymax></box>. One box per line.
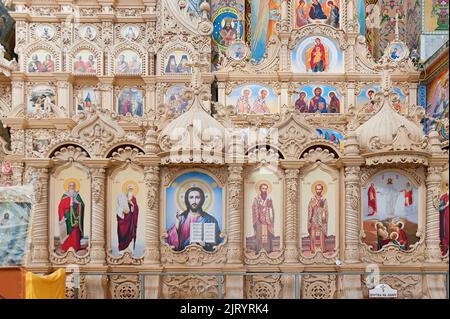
<box><xmin>404</xmin><ymin>189</ymin><xmax>413</xmax><ymax>207</ymax></box>
<box><xmin>58</xmin><ymin>195</ymin><xmax>84</xmax><ymax>252</ymax></box>
<box><xmin>368</xmin><ymin>185</ymin><xmax>377</xmax><ymax>216</ymax></box>
<box><xmin>310</xmin><ymin>43</ymin><xmax>326</xmax><ymax>71</ymax></box>
<box><xmin>398</xmin><ymin>229</ymin><xmax>409</xmax><ymax>250</ymax></box>
<box><xmin>117</xmin><ymin>196</ymin><xmax>139</xmax><ymax>251</ymax></box>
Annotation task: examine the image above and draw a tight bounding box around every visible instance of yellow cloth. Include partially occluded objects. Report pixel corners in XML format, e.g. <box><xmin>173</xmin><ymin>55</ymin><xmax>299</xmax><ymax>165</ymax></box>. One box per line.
<box><xmin>26</xmin><ymin>268</ymin><xmax>66</xmax><ymax>299</ymax></box>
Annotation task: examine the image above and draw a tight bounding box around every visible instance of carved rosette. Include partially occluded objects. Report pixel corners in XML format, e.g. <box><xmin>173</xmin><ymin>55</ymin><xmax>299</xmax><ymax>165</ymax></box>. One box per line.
<box><xmin>425</xmin><ymin>166</ymin><xmax>443</xmax><ymax>262</ymax></box>
<box><xmin>284</xmin><ymin>169</ymin><xmax>299</xmax><ymax>262</ymax></box>
<box><xmin>227</xmin><ymin>165</ymin><xmax>243</xmax><ymax>264</ymax></box>
<box><xmin>90</xmin><ymin>167</ymin><xmax>106</xmax><ymax>264</ymax></box>
<box><xmin>303</xmin><ymin>275</ymin><xmax>337</xmax><ymax>299</ymax></box>
<box><xmin>144</xmin><ymin>166</ymin><xmax>161</xmax><ymax>265</ymax></box>
<box><xmin>245</xmin><ymin>275</ymin><xmax>282</xmax><ymax>299</ymax></box>
<box><xmin>28</xmin><ymin>167</ymin><xmax>50</xmax><ymax>265</ymax></box>
<box><xmin>344</xmin><ymin>166</ymin><xmax>361</xmax><ymax>263</ymax></box>
<box><xmin>65</xmin><ymin>274</ymin><xmax>87</xmax><ymax>299</ymax></box>
<box><xmin>110</xmin><ymin>275</ymin><xmax>140</xmax><ymax>299</ymax></box>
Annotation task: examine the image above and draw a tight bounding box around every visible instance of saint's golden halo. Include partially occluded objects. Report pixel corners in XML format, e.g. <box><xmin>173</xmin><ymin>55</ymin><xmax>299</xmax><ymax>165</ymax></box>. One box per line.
<box><xmin>175</xmin><ymin>179</ymin><xmax>215</xmax><ymax>212</ymax></box>
<box><xmin>311</xmin><ymin>181</ymin><xmax>328</xmax><ymax>196</ymax></box>
<box><xmin>122</xmin><ymin>180</ymin><xmax>139</xmax><ymax>196</ymax></box>
<box><xmin>255</xmin><ymin>180</ymin><xmax>273</xmax><ymax>193</ymax></box>
<box><xmin>64</xmin><ymin>178</ymin><xmax>80</xmax><ymax>192</ymax></box>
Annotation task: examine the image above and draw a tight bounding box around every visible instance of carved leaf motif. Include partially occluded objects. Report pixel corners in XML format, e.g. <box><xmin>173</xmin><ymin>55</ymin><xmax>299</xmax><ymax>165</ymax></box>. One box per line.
<box><xmin>53</xmin><ymin>146</ymin><xmax>89</xmax><ymax>162</ymax></box>
<box><xmin>302</xmin><ymin>148</ymin><xmax>335</xmax><ymax>163</ymax></box>
<box><xmin>111</xmin><ymin>147</ymin><xmax>144</xmax><ymax>162</ymax></box>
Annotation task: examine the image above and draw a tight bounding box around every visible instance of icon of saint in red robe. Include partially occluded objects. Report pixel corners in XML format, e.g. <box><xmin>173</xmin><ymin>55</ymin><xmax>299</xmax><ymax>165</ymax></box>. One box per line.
<box><xmin>400</xmin><ymin>182</ymin><xmax>414</xmax><ymax>207</ymax></box>
<box><xmin>116</xmin><ymin>182</ymin><xmax>140</xmax><ymax>252</ymax></box>
<box><xmin>368</xmin><ymin>183</ymin><xmax>377</xmax><ymax>216</ymax></box>
<box><xmin>58</xmin><ymin>180</ymin><xmax>85</xmax><ymax>253</ymax></box>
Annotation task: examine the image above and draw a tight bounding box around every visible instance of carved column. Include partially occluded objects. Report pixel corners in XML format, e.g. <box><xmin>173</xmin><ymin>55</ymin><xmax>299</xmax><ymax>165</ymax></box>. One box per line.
<box><xmin>217</xmin><ymin>82</ymin><xmax>226</xmax><ymax>107</ymax></box>
<box><xmin>143</xmin><ymin>79</ymin><xmax>157</xmax><ymax>113</ymax></box>
<box><xmin>10</xmin><ymin>159</ymin><xmax>24</xmax><ymax>186</ymax></box>
<box><xmin>89</xmin><ymin>165</ymin><xmax>107</xmax><ymax>265</ymax></box>
<box><xmin>284</xmin><ymin>168</ymin><xmax>299</xmax><ymax>263</ymax></box>
<box><xmin>26</xmin><ymin>161</ymin><xmax>52</xmax><ymax>267</ymax></box>
<box><xmin>99</xmin><ymin>77</ymin><xmax>114</xmax><ymax>112</ymax></box>
<box><xmin>346</xmin><ymin>0</ymin><xmax>355</xmax><ymax>33</ymax></box>
<box><xmin>143</xmin><ymin>165</ymin><xmax>161</xmax><ymax>265</ymax></box>
<box><xmin>227</xmin><ymin>165</ymin><xmax>244</xmax><ymax>264</ymax></box>
<box><xmin>344</xmin><ymin>166</ymin><xmax>361</xmax><ymax>263</ymax></box>
<box><xmin>342</xmin><ymin>132</ymin><xmax>363</xmax><ymax>263</ymax></box>
<box><xmin>409</xmin><ymin>83</ymin><xmax>418</xmax><ymax>107</ymax></box>
<box><xmin>280</xmin><ymin>82</ymin><xmax>289</xmax><ymax>108</ymax></box>
<box><xmin>347</xmin><ymin>81</ymin><xmax>356</xmax><ymax>113</ymax></box>
<box><xmin>55</xmin><ymin>73</ymin><xmax>73</xmax><ymax>117</ymax></box>
<box><xmin>425</xmin><ymin>166</ymin><xmax>442</xmax><ymax>263</ymax></box>
<box><xmin>11</xmin><ymin>75</ymin><xmax>25</xmax><ymax>111</ymax></box>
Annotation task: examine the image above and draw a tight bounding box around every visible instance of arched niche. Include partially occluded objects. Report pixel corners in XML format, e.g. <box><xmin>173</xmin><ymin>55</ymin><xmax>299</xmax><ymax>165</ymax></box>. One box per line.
<box><xmin>116</xmin><ymin>87</ymin><xmax>144</xmax><ymax>117</ymax></box>
<box><xmin>243</xmin><ymin>165</ymin><xmax>284</xmax><ymax>262</ymax></box>
<box><xmin>293</xmin><ymin>84</ymin><xmax>344</xmax><ymax>114</ymax></box>
<box><xmin>291</xmin><ymin>0</ymin><xmax>343</xmax><ymax>30</ymax></box>
<box><xmin>161</xmin><ymin>169</ymin><xmax>225</xmax><ymax>253</ymax></box>
<box><xmin>299</xmin><ymin>162</ymin><xmax>339</xmax><ymax>258</ymax></box>
<box><xmin>157</xmin><ymin>42</ymin><xmax>196</xmax><ymax>75</ymax></box>
<box><xmin>360</xmin><ymin>169</ymin><xmax>423</xmax><ymax>253</ymax></box>
<box><xmin>227</xmin><ymin>84</ymin><xmax>280</xmax><ymax>114</ymax></box>
<box><xmin>49</xmin><ymin>162</ymin><xmax>91</xmax><ymax>260</ymax></box>
<box><xmin>356</xmin><ymin>84</ymin><xmax>408</xmax><ymax>114</ymax></box>
<box><xmin>291</xmin><ymin>35</ymin><xmax>344</xmax><ymax>73</ymax></box>
<box><xmin>107</xmin><ymin>163</ymin><xmax>146</xmax><ymax>260</ymax></box>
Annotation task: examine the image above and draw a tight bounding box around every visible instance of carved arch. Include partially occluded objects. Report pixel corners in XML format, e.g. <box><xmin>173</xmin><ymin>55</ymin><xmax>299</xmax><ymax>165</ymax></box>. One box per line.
<box><xmin>106</xmin><ymin>144</ymin><xmax>145</xmax><ymax>161</ymax></box>
<box><xmin>246</xmin><ymin>144</ymin><xmax>286</xmax><ymax>160</ymax></box>
<box><xmin>22</xmin><ymin>42</ymin><xmax>61</xmax><ymax>73</ymax></box>
<box><xmin>47</xmin><ymin>142</ymin><xmax>92</xmax><ymax>160</ymax></box>
<box><xmin>156</xmin><ymin>41</ymin><xmax>196</xmax><ymax>75</ymax></box>
<box><xmin>289</xmin><ymin>24</ymin><xmax>348</xmax><ymax>51</ymax></box>
<box><xmin>299</xmin><ymin>141</ymin><xmax>342</xmax><ymax>160</ymax></box>
<box><xmin>67</xmin><ymin>41</ymin><xmax>103</xmax><ymax>76</ymax></box>
<box><xmin>111</xmin><ymin>42</ymin><xmax>148</xmax><ymax>76</ymax></box>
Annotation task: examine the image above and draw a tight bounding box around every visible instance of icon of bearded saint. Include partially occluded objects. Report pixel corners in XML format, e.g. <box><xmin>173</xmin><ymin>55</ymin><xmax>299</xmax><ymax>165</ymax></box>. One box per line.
<box><xmin>58</xmin><ymin>180</ymin><xmax>85</xmax><ymax>252</ymax></box>
<box><xmin>219</xmin><ymin>18</ymin><xmax>237</xmax><ymax>47</ymax></box>
<box><xmin>116</xmin><ymin>182</ymin><xmax>140</xmax><ymax>252</ymax></box>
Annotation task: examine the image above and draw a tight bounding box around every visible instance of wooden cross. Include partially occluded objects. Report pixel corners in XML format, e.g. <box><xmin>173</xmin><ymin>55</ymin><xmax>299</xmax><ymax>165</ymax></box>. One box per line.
<box><xmin>186</xmin><ymin>55</ymin><xmax>209</xmax><ymax>91</ymax></box>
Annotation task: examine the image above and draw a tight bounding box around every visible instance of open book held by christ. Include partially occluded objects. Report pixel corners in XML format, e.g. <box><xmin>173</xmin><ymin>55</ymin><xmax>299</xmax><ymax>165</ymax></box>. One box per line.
<box><xmin>190</xmin><ymin>222</ymin><xmax>216</xmax><ymax>243</ymax></box>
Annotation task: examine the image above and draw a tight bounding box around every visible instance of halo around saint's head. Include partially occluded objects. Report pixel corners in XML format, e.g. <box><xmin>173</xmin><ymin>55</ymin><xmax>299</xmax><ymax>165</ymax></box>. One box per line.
<box><xmin>241</xmin><ymin>87</ymin><xmax>252</xmax><ymax>97</ymax></box>
<box><xmin>311</xmin><ymin>180</ymin><xmax>328</xmax><ymax>195</ymax></box>
<box><xmin>122</xmin><ymin>180</ymin><xmax>139</xmax><ymax>196</ymax></box>
<box><xmin>64</xmin><ymin>178</ymin><xmax>80</xmax><ymax>192</ymax></box>
<box><xmin>175</xmin><ymin>178</ymin><xmax>214</xmax><ymax>213</ymax></box>
<box><xmin>258</xmin><ymin>88</ymin><xmax>270</xmax><ymax>98</ymax></box>
<box><xmin>255</xmin><ymin>180</ymin><xmax>273</xmax><ymax>193</ymax></box>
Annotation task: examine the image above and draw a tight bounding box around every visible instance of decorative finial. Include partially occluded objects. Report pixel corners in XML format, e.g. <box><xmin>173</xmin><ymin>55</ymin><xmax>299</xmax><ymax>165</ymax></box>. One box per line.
<box><xmin>393</xmin><ymin>14</ymin><xmax>400</xmax><ymax>41</ymax></box>
<box><xmin>186</xmin><ymin>55</ymin><xmax>209</xmax><ymax>94</ymax></box>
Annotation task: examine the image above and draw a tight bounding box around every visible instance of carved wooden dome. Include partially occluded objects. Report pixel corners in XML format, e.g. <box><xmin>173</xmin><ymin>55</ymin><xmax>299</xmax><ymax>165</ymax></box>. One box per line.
<box><xmin>355</xmin><ymin>95</ymin><xmax>424</xmax><ymax>152</ymax></box>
